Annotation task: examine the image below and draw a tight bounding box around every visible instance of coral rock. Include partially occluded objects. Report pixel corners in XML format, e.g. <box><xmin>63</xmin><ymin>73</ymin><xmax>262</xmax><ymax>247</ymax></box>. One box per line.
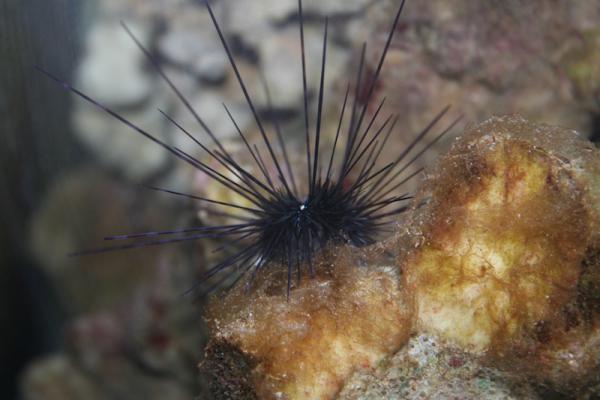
<box><xmin>403</xmin><ymin>115</ymin><xmax>600</xmax><ymax>393</ymax></box>
<box><xmin>202</xmin><ymin>244</ymin><xmax>412</xmax><ymax>400</ymax></box>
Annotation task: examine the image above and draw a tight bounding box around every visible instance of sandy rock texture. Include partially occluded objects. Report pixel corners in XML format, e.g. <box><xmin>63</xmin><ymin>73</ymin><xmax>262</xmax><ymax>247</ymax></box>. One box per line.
<box><xmin>339</xmin><ymin>334</ymin><xmax>539</xmax><ymax>400</ymax></box>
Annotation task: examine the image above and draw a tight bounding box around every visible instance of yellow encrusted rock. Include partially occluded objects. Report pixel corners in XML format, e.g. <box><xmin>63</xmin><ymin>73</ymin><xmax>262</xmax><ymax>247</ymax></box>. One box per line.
<box><xmin>402</xmin><ymin>115</ymin><xmax>600</xmax><ymax>392</ymax></box>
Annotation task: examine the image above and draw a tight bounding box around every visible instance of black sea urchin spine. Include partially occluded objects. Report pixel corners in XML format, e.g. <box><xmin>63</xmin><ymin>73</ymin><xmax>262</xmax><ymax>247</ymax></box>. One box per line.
<box><xmin>36</xmin><ymin>0</ymin><xmax>460</xmax><ymax>297</ymax></box>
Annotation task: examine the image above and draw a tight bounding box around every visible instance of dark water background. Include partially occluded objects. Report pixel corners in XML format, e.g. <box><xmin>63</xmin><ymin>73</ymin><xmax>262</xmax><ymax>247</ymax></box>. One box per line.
<box><xmin>1</xmin><ymin>0</ymin><xmax>83</xmax><ymax>397</ymax></box>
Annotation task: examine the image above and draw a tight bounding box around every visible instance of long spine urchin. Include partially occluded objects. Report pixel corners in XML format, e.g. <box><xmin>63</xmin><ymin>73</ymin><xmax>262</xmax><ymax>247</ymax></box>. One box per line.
<box><xmin>36</xmin><ymin>0</ymin><xmax>459</xmax><ymax>297</ymax></box>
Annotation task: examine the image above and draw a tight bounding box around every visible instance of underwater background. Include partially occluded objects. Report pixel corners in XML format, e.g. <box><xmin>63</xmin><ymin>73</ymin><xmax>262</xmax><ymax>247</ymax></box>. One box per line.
<box><xmin>2</xmin><ymin>0</ymin><xmax>600</xmax><ymax>398</ymax></box>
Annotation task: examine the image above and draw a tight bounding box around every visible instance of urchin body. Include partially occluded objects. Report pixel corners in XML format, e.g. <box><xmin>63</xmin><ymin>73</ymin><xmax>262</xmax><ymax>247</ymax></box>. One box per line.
<box><xmin>256</xmin><ymin>181</ymin><xmax>386</xmax><ymax>268</ymax></box>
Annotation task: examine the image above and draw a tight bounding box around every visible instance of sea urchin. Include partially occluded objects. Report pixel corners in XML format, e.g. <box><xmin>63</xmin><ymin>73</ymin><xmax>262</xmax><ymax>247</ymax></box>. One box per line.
<box><xmin>36</xmin><ymin>0</ymin><xmax>458</xmax><ymax>297</ymax></box>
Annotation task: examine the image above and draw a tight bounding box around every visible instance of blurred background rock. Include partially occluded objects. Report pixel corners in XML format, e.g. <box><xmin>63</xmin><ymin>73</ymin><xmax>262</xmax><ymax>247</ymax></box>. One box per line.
<box><xmin>1</xmin><ymin>0</ymin><xmax>599</xmax><ymax>398</ymax></box>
